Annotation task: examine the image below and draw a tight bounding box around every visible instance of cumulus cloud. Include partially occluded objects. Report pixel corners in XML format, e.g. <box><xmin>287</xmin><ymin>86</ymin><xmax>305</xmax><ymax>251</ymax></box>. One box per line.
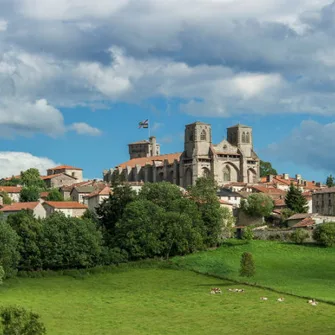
<box><xmin>266</xmin><ymin>120</ymin><xmax>335</xmax><ymax>172</ymax></box>
<box><xmin>0</xmin><ymin>152</ymin><xmax>58</xmax><ymax>178</ymax></box>
<box><xmin>70</xmin><ymin>122</ymin><xmax>102</xmax><ymax>136</ymax></box>
<box><xmin>0</xmin><ymin>19</ymin><xmax>7</xmax><ymax>32</ymax></box>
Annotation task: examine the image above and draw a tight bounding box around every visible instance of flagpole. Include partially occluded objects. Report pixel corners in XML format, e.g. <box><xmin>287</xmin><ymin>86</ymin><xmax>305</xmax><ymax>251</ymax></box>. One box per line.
<box><xmin>148</xmin><ymin>118</ymin><xmax>150</xmax><ymax>138</ymax></box>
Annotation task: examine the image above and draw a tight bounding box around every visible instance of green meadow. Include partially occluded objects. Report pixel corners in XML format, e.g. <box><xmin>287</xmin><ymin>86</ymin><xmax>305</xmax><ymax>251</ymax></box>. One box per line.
<box><xmin>173</xmin><ymin>240</ymin><xmax>335</xmax><ymax>302</ymax></box>
<box><xmin>1</xmin><ymin>267</ymin><xmax>335</xmax><ymax>335</ymax></box>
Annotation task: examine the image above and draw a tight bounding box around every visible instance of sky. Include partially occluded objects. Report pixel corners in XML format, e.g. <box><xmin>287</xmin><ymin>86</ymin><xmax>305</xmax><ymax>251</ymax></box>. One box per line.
<box><xmin>1</xmin><ymin>0</ymin><xmax>335</xmax><ymax>182</ymax></box>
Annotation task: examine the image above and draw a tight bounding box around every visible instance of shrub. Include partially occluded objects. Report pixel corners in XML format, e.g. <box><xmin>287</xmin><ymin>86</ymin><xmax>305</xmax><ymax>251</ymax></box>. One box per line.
<box><xmin>313</xmin><ymin>222</ymin><xmax>335</xmax><ymax>247</ymax></box>
<box><xmin>240</xmin><ymin>193</ymin><xmax>274</xmax><ymax>217</ymax></box>
<box><xmin>242</xmin><ymin>226</ymin><xmax>254</xmax><ymax>241</ymax></box>
<box><xmin>0</xmin><ymin>266</ymin><xmax>4</xmax><ymax>284</ymax></box>
<box><xmin>239</xmin><ymin>252</ymin><xmax>255</xmax><ymax>277</ymax></box>
<box><xmin>0</xmin><ymin>306</ymin><xmax>46</xmax><ymax>335</ymax></box>
<box><xmin>290</xmin><ymin>229</ymin><xmax>309</xmax><ymax>244</ymax></box>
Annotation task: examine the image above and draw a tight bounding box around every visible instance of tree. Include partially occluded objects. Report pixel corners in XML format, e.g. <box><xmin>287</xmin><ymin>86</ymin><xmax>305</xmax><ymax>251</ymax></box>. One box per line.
<box><xmin>313</xmin><ymin>222</ymin><xmax>335</xmax><ymax>247</ymax></box>
<box><xmin>40</xmin><ymin>213</ymin><xmax>104</xmax><ymax>269</ymax></box>
<box><xmin>0</xmin><ymin>266</ymin><xmax>4</xmax><ymax>284</ymax></box>
<box><xmin>326</xmin><ymin>174</ymin><xmax>334</xmax><ymax>188</ymax></box>
<box><xmin>45</xmin><ymin>188</ymin><xmax>64</xmax><ymax>201</ymax></box>
<box><xmin>7</xmin><ymin>210</ymin><xmax>43</xmax><ymax>271</ymax></box>
<box><xmin>240</xmin><ymin>193</ymin><xmax>274</xmax><ymax>217</ymax></box>
<box><xmin>239</xmin><ymin>252</ymin><xmax>255</xmax><ymax>277</ymax></box>
<box><xmin>260</xmin><ymin>160</ymin><xmax>277</xmax><ymax>178</ymax></box>
<box><xmin>96</xmin><ymin>184</ymin><xmax>137</xmax><ymax>244</ymax></box>
<box><xmin>188</xmin><ymin>177</ymin><xmax>225</xmax><ymax>247</ymax></box>
<box><xmin>0</xmin><ymin>222</ymin><xmax>20</xmax><ymax>278</ymax></box>
<box><xmin>20</xmin><ymin>168</ymin><xmax>45</xmax><ymax>189</ymax></box>
<box><xmin>0</xmin><ymin>306</ymin><xmax>46</xmax><ymax>335</ymax></box>
<box><xmin>0</xmin><ymin>191</ymin><xmax>12</xmax><ymax>205</ymax></box>
<box><xmin>20</xmin><ymin>186</ymin><xmax>40</xmax><ymax>202</ymax></box>
<box><xmin>285</xmin><ymin>183</ymin><xmax>308</xmax><ymax>213</ymax></box>
<box><xmin>139</xmin><ymin>182</ymin><xmax>183</xmax><ymax>210</ymax></box>
<box><xmin>0</xmin><ymin>177</ymin><xmax>22</xmax><ymax>187</ymax></box>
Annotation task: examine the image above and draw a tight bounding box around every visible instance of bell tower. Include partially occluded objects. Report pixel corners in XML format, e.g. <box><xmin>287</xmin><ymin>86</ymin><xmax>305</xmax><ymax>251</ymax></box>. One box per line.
<box><xmin>227</xmin><ymin>124</ymin><xmax>253</xmax><ymax>156</ymax></box>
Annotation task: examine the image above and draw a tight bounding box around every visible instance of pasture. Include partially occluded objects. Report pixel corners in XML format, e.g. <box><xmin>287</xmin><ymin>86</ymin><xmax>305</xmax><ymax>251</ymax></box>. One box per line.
<box><xmin>173</xmin><ymin>240</ymin><xmax>335</xmax><ymax>302</ymax></box>
<box><xmin>1</xmin><ymin>267</ymin><xmax>335</xmax><ymax>334</ymax></box>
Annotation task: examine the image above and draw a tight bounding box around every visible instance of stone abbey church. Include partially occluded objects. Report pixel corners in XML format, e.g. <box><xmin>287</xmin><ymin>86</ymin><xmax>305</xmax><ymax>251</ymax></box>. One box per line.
<box><xmin>103</xmin><ymin>122</ymin><xmax>260</xmax><ymax>188</ymax></box>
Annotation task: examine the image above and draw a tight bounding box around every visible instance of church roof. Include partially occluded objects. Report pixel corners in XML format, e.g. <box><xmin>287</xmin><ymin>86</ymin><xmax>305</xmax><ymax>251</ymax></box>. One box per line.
<box><xmin>116</xmin><ymin>153</ymin><xmax>182</xmax><ymax>169</ymax></box>
<box><xmin>227</xmin><ymin>123</ymin><xmax>251</xmax><ymax>128</ymax></box>
<box><xmin>186</xmin><ymin>121</ymin><xmax>211</xmax><ymax>126</ymax></box>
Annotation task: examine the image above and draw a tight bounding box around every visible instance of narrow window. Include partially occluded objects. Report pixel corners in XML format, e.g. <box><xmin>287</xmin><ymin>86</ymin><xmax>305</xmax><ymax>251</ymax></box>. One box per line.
<box><xmin>200</xmin><ymin>130</ymin><xmax>207</xmax><ymax>141</ymax></box>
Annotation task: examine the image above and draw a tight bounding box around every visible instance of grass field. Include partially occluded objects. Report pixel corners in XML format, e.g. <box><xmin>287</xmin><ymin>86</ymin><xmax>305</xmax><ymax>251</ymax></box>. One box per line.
<box><xmin>172</xmin><ymin>240</ymin><xmax>335</xmax><ymax>302</ymax></box>
<box><xmin>1</xmin><ymin>267</ymin><xmax>335</xmax><ymax>334</ymax></box>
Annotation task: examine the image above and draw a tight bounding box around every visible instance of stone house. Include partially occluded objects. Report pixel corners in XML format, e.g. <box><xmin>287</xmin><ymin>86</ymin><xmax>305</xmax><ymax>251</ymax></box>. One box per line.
<box><xmin>84</xmin><ymin>186</ymin><xmax>111</xmax><ymax>212</ymax></box>
<box><xmin>0</xmin><ymin>186</ymin><xmax>22</xmax><ymax>202</ymax></box>
<box><xmin>41</xmin><ymin>173</ymin><xmax>77</xmax><ymax>188</ymax></box>
<box><xmin>46</xmin><ymin>165</ymin><xmax>83</xmax><ymax>182</ymax></box>
<box><xmin>0</xmin><ymin>202</ymin><xmax>46</xmax><ymax>218</ymax></box>
<box><xmin>70</xmin><ymin>185</ymin><xmax>96</xmax><ymax>204</ymax></box>
<box><xmin>103</xmin><ymin>122</ymin><xmax>260</xmax><ymax>188</ymax></box>
<box><xmin>217</xmin><ymin>188</ymin><xmax>243</xmax><ymax>208</ymax></box>
<box><xmin>286</xmin><ymin>213</ymin><xmax>315</xmax><ymax>227</ymax></box>
<box><xmin>42</xmin><ymin>201</ymin><xmax>88</xmax><ymax>218</ymax></box>
<box><xmin>0</xmin><ymin>194</ymin><xmax>3</xmax><ymax>207</ymax></box>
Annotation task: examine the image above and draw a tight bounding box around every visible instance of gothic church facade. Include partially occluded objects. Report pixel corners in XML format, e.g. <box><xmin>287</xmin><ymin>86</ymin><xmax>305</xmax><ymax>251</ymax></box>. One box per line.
<box><xmin>103</xmin><ymin>122</ymin><xmax>260</xmax><ymax>188</ymax></box>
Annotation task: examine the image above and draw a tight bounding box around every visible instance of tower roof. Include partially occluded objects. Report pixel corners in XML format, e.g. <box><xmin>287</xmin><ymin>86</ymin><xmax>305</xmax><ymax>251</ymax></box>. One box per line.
<box><xmin>186</xmin><ymin>121</ymin><xmax>211</xmax><ymax>126</ymax></box>
<box><xmin>227</xmin><ymin>123</ymin><xmax>251</xmax><ymax>128</ymax></box>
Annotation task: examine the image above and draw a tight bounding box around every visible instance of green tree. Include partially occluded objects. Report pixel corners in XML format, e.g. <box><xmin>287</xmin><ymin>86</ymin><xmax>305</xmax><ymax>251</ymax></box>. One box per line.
<box><xmin>326</xmin><ymin>174</ymin><xmax>334</xmax><ymax>188</ymax></box>
<box><xmin>96</xmin><ymin>184</ymin><xmax>137</xmax><ymax>244</ymax></box>
<box><xmin>260</xmin><ymin>160</ymin><xmax>277</xmax><ymax>177</ymax></box>
<box><xmin>40</xmin><ymin>213</ymin><xmax>104</xmax><ymax>269</ymax></box>
<box><xmin>0</xmin><ymin>177</ymin><xmax>22</xmax><ymax>186</ymax></box>
<box><xmin>285</xmin><ymin>183</ymin><xmax>308</xmax><ymax>213</ymax></box>
<box><xmin>0</xmin><ymin>266</ymin><xmax>4</xmax><ymax>284</ymax></box>
<box><xmin>242</xmin><ymin>226</ymin><xmax>254</xmax><ymax>241</ymax></box>
<box><xmin>313</xmin><ymin>222</ymin><xmax>335</xmax><ymax>247</ymax></box>
<box><xmin>0</xmin><ymin>306</ymin><xmax>46</xmax><ymax>335</ymax></box>
<box><xmin>139</xmin><ymin>182</ymin><xmax>183</xmax><ymax>210</ymax></box>
<box><xmin>7</xmin><ymin>210</ymin><xmax>43</xmax><ymax>271</ymax></box>
<box><xmin>114</xmin><ymin>200</ymin><xmax>165</xmax><ymax>259</ymax></box>
<box><xmin>20</xmin><ymin>168</ymin><xmax>45</xmax><ymax>189</ymax></box>
<box><xmin>188</xmin><ymin>177</ymin><xmax>224</xmax><ymax>246</ymax></box>
<box><xmin>45</xmin><ymin>188</ymin><xmax>64</xmax><ymax>201</ymax></box>
<box><xmin>239</xmin><ymin>252</ymin><xmax>255</xmax><ymax>277</ymax></box>
<box><xmin>20</xmin><ymin>186</ymin><xmax>40</xmax><ymax>202</ymax></box>
<box><xmin>0</xmin><ymin>191</ymin><xmax>12</xmax><ymax>205</ymax></box>
<box><xmin>240</xmin><ymin>193</ymin><xmax>274</xmax><ymax>217</ymax></box>
<box><xmin>0</xmin><ymin>222</ymin><xmax>20</xmax><ymax>278</ymax></box>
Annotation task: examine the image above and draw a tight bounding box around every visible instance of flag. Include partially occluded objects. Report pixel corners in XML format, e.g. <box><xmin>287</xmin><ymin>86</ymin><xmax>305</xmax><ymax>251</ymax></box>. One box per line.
<box><xmin>138</xmin><ymin>119</ymin><xmax>149</xmax><ymax>128</ymax></box>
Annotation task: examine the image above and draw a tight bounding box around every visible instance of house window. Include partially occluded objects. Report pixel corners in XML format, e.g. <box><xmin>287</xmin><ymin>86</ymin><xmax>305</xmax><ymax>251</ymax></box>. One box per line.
<box><xmin>200</xmin><ymin>130</ymin><xmax>207</xmax><ymax>141</ymax></box>
<box><xmin>223</xmin><ymin>166</ymin><xmax>231</xmax><ymax>182</ymax></box>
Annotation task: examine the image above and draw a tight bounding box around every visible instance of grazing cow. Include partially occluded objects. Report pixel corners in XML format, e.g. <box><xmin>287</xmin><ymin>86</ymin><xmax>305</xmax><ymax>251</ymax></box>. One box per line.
<box><xmin>260</xmin><ymin>297</ymin><xmax>268</xmax><ymax>301</ymax></box>
<box><xmin>277</xmin><ymin>297</ymin><xmax>284</xmax><ymax>302</ymax></box>
<box><xmin>210</xmin><ymin>288</ymin><xmax>222</xmax><ymax>294</ymax></box>
<box><xmin>308</xmin><ymin>299</ymin><xmax>318</xmax><ymax>306</ymax></box>
<box><xmin>237</xmin><ymin>289</ymin><xmax>244</xmax><ymax>293</ymax></box>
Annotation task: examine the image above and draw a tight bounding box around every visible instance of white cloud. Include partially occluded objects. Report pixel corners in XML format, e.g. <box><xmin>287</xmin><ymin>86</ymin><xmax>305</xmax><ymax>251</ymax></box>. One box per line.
<box><xmin>70</xmin><ymin>122</ymin><xmax>102</xmax><ymax>136</ymax></box>
<box><xmin>0</xmin><ymin>152</ymin><xmax>58</xmax><ymax>178</ymax></box>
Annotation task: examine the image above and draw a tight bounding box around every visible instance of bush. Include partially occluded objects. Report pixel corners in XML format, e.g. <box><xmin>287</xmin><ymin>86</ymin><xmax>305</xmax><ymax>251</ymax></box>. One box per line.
<box><xmin>240</xmin><ymin>193</ymin><xmax>274</xmax><ymax>217</ymax></box>
<box><xmin>0</xmin><ymin>266</ymin><xmax>4</xmax><ymax>284</ymax></box>
<box><xmin>242</xmin><ymin>226</ymin><xmax>254</xmax><ymax>241</ymax></box>
<box><xmin>239</xmin><ymin>252</ymin><xmax>255</xmax><ymax>277</ymax></box>
<box><xmin>0</xmin><ymin>306</ymin><xmax>46</xmax><ymax>335</ymax></box>
<box><xmin>313</xmin><ymin>222</ymin><xmax>335</xmax><ymax>247</ymax></box>
<box><xmin>290</xmin><ymin>229</ymin><xmax>309</xmax><ymax>244</ymax></box>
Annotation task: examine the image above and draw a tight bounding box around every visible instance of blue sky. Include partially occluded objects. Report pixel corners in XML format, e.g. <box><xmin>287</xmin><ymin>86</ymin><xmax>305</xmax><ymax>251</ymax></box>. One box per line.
<box><xmin>1</xmin><ymin>0</ymin><xmax>335</xmax><ymax>183</ymax></box>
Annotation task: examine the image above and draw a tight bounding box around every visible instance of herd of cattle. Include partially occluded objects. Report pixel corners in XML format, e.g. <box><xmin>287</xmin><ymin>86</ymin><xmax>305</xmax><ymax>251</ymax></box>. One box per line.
<box><xmin>210</xmin><ymin>287</ymin><xmax>319</xmax><ymax>306</ymax></box>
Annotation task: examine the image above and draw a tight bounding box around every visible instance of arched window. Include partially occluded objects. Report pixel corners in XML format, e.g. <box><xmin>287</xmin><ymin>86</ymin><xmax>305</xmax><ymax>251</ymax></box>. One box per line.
<box><xmin>246</xmin><ymin>132</ymin><xmax>250</xmax><ymax>143</ymax></box>
<box><xmin>200</xmin><ymin>130</ymin><xmax>207</xmax><ymax>141</ymax></box>
<box><xmin>223</xmin><ymin>166</ymin><xmax>231</xmax><ymax>182</ymax></box>
<box><xmin>242</xmin><ymin>132</ymin><xmax>246</xmax><ymax>143</ymax></box>
<box><xmin>189</xmin><ymin>131</ymin><xmax>194</xmax><ymax>141</ymax></box>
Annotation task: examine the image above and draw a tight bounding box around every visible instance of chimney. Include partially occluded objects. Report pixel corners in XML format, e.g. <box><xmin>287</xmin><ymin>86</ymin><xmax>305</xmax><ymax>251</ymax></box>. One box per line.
<box><xmin>283</xmin><ymin>173</ymin><xmax>289</xmax><ymax>180</ymax></box>
<box><xmin>267</xmin><ymin>175</ymin><xmax>273</xmax><ymax>182</ymax></box>
<box><xmin>296</xmin><ymin>174</ymin><xmax>301</xmax><ymax>181</ymax></box>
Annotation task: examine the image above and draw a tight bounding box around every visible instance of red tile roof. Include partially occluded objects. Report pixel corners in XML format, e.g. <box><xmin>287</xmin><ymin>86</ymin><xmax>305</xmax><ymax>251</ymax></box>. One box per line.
<box><xmin>251</xmin><ymin>185</ymin><xmax>286</xmax><ymax>194</ymax></box>
<box><xmin>40</xmin><ymin>192</ymin><xmax>50</xmax><ymax>198</ymax></box>
<box><xmin>0</xmin><ymin>186</ymin><xmax>22</xmax><ymax>193</ymax></box>
<box><xmin>293</xmin><ymin>217</ymin><xmax>315</xmax><ymax>228</ymax></box>
<box><xmin>2</xmin><ymin>175</ymin><xmax>21</xmax><ymax>181</ymax></box>
<box><xmin>0</xmin><ymin>202</ymin><xmax>39</xmax><ymax>212</ymax></box>
<box><xmin>117</xmin><ymin>153</ymin><xmax>182</xmax><ymax>169</ymax></box>
<box><xmin>314</xmin><ymin>187</ymin><xmax>335</xmax><ymax>194</ymax></box>
<box><xmin>47</xmin><ymin>165</ymin><xmax>83</xmax><ymax>171</ymax></box>
<box><xmin>86</xmin><ymin>186</ymin><xmax>111</xmax><ymax>199</ymax></box>
<box><xmin>274</xmin><ymin>199</ymin><xmax>286</xmax><ymax>207</ymax></box>
<box><xmin>43</xmin><ymin>201</ymin><xmax>88</xmax><ymax>209</ymax></box>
